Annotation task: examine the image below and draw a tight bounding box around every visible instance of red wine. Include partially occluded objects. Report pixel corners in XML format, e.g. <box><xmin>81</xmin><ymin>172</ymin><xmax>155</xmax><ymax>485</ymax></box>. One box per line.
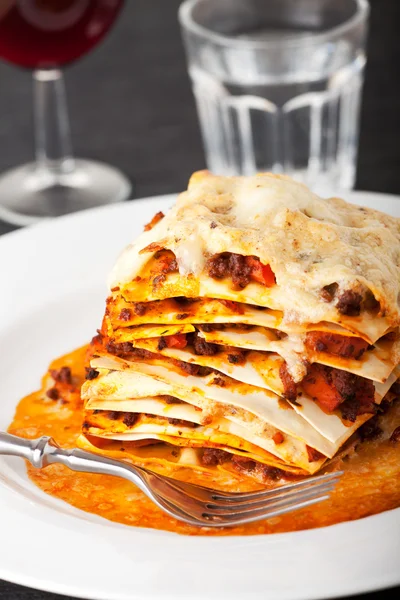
<box><xmin>0</xmin><ymin>0</ymin><xmax>124</xmax><ymax>69</ymax></box>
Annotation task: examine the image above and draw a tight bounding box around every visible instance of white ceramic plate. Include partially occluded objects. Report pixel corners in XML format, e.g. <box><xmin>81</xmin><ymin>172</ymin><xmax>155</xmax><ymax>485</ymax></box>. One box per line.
<box><xmin>0</xmin><ymin>191</ymin><xmax>399</xmax><ymax>600</ymax></box>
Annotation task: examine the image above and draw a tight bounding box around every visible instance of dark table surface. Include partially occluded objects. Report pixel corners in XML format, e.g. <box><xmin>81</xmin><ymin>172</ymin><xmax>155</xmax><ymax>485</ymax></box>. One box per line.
<box><xmin>0</xmin><ymin>1</ymin><xmax>399</xmax><ymax>598</ymax></box>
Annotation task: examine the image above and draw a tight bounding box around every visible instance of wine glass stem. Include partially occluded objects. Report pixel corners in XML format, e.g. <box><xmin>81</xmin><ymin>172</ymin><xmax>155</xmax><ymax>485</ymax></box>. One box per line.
<box><xmin>33</xmin><ymin>69</ymin><xmax>75</xmax><ymax>174</ymax></box>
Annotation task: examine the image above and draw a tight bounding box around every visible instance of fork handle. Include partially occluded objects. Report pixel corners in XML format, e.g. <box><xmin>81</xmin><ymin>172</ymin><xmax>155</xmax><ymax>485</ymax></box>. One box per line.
<box><xmin>0</xmin><ymin>432</ymin><xmax>146</xmax><ymax>481</ymax></box>
<box><xmin>0</xmin><ymin>432</ymin><xmax>54</xmax><ymax>466</ymax></box>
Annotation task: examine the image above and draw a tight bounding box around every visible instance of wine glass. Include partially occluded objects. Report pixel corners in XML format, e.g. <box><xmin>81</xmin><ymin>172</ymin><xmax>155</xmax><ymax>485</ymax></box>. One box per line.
<box><xmin>0</xmin><ymin>0</ymin><xmax>130</xmax><ymax>226</ymax></box>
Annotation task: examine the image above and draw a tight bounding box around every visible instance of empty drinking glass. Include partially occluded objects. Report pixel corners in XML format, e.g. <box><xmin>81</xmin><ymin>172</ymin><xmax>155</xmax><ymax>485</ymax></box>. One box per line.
<box><xmin>179</xmin><ymin>0</ymin><xmax>369</xmax><ymax>195</ymax></box>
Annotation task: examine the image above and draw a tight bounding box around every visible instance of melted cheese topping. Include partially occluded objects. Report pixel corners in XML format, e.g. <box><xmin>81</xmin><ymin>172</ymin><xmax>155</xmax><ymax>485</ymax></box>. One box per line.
<box><xmin>109</xmin><ymin>172</ymin><xmax>400</xmax><ymax>329</ymax></box>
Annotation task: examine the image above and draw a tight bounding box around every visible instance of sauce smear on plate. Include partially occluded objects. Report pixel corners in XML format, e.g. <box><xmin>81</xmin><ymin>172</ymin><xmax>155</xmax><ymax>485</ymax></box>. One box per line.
<box><xmin>8</xmin><ymin>346</ymin><xmax>400</xmax><ymax>536</ymax></box>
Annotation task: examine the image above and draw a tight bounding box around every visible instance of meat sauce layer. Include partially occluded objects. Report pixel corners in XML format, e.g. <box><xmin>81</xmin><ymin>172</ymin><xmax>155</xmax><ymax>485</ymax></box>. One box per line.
<box><xmin>106</xmin><ymin>326</ymin><xmax>376</xmax><ymax>421</ymax></box>
<box><xmin>146</xmin><ymin>244</ymin><xmax>377</xmax><ymax>317</ymax></box>
<box><xmin>8</xmin><ymin>346</ymin><xmax>400</xmax><ymax>536</ymax></box>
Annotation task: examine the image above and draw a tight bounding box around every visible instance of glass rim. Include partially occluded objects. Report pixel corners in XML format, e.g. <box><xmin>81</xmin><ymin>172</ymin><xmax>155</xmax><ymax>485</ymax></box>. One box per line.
<box><xmin>178</xmin><ymin>0</ymin><xmax>370</xmax><ymax>48</ymax></box>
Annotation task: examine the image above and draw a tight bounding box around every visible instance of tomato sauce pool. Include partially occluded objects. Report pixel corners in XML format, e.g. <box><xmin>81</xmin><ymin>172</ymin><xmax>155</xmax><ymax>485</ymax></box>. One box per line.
<box><xmin>7</xmin><ymin>346</ymin><xmax>400</xmax><ymax>536</ymax></box>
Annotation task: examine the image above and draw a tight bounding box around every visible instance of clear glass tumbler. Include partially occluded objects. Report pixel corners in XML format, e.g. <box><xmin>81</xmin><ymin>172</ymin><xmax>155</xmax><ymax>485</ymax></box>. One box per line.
<box><xmin>179</xmin><ymin>0</ymin><xmax>369</xmax><ymax>195</ymax></box>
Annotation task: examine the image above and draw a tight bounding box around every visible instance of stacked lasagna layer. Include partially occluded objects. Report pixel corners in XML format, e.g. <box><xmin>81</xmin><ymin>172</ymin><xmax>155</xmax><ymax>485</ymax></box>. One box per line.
<box><xmin>80</xmin><ymin>172</ymin><xmax>400</xmax><ymax>482</ymax></box>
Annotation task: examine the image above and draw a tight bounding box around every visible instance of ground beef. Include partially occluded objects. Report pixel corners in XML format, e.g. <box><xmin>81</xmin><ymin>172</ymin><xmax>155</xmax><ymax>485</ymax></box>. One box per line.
<box><xmin>330</xmin><ymin>370</ymin><xmax>358</xmax><ymax>401</ymax></box>
<box><xmin>167</xmin><ymin>259</ymin><xmax>178</xmax><ymax>273</ymax></box>
<box><xmin>229</xmin><ymin>254</ymin><xmax>252</xmax><ymax>289</ymax></box>
<box><xmin>158</xmin><ymin>337</ymin><xmax>167</xmax><ymax>351</ymax></box>
<box><xmin>171</xmin><ymin>359</ymin><xmax>219</xmax><ymax>377</ymax></box>
<box><xmin>108</xmin><ymin>411</ymin><xmax>120</xmax><ymax>420</ymax></box>
<box><xmin>201</xmin><ymin>323</ymin><xmax>223</xmax><ymax>332</ymax></box>
<box><xmin>90</xmin><ymin>333</ymin><xmax>103</xmax><ymax>349</ymax></box>
<box><xmin>178</xmin><ymin>361</ymin><xmax>201</xmax><ymax>376</ymax></box>
<box><xmin>230</xmin><ymin>455</ymin><xmax>256</xmax><ymax>472</ymax></box>
<box><xmin>85</xmin><ymin>368</ymin><xmax>99</xmax><ymax>380</ymax></box>
<box><xmin>106</xmin><ymin>341</ymin><xmax>153</xmax><ymax>360</ymax></box>
<box><xmin>257</xmin><ymin>464</ymin><xmax>285</xmax><ymax>481</ymax></box>
<box><xmin>50</xmin><ymin>366</ymin><xmax>72</xmax><ymax>385</ymax></box>
<box><xmin>163</xmin><ymin>395</ymin><xmax>183</xmax><ymax>404</ymax></box>
<box><xmin>123</xmin><ymin>413</ymin><xmax>138</xmax><ymax>427</ymax></box>
<box><xmin>46</xmin><ymin>387</ymin><xmax>59</xmax><ymax>400</ymax></box>
<box><xmin>320</xmin><ymin>283</ymin><xmax>339</xmax><ymax>302</ymax></box>
<box><xmin>133</xmin><ymin>347</ymin><xmax>154</xmax><ymax>360</ymax></box>
<box><xmin>336</xmin><ymin>290</ymin><xmax>363</xmax><ymax>316</ymax></box>
<box><xmin>340</xmin><ymin>391</ymin><xmax>376</xmax><ymax>422</ymax></box>
<box><xmin>133</xmin><ymin>303</ymin><xmax>147</xmax><ymax>316</ymax></box>
<box><xmin>359</xmin><ymin>417</ymin><xmax>383</xmax><ymax>441</ymax></box>
<box><xmin>212</xmin><ymin>376</ymin><xmax>225</xmax><ymax>387</ymax></box>
<box><xmin>192</xmin><ymin>333</ymin><xmax>220</xmax><ymax>356</ymax></box>
<box><xmin>275</xmin><ymin>330</ymin><xmax>288</xmax><ymax>340</ymax></box>
<box><xmin>354</xmin><ymin>377</ymin><xmax>376</xmax><ymax>410</ymax></box>
<box><xmin>206</xmin><ymin>253</ymin><xmax>252</xmax><ymax>289</ymax></box>
<box><xmin>106</xmin><ymin>341</ymin><xmax>134</xmax><ymax>357</ymax></box>
<box><xmin>227</xmin><ymin>350</ymin><xmax>246</xmax><ymax>365</ymax></box>
<box><xmin>279</xmin><ymin>362</ymin><xmax>298</xmax><ymax>401</ymax></box>
<box><xmin>303</xmin><ymin>363</ymin><xmax>375</xmax><ymax>419</ymax></box>
<box><xmin>334</xmin><ymin>370</ymin><xmax>375</xmax><ymax>417</ymax></box>
<box><xmin>119</xmin><ymin>308</ymin><xmax>131</xmax><ymax>321</ymax></box>
<box><xmin>201</xmin><ymin>366</ymin><xmax>216</xmax><ymax>377</ymax></box>
<box><xmin>167</xmin><ymin>418</ymin><xmax>196</xmax><ymax>427</ymax></box>
<box><xmin>316</xmin><ymin>340</ymin><xmax>328</xmax><ymax>352</ymax></box>
<box><xmin>234</xmin><ymin>323</ymin><xmax>253</xmax><ymax>331</ymax></box>
<box><xmin>206</xmin><ymin>253</ymin><xmax>230</xmax><ymax>279</ymax></box>
<box><xmin>154</xmin><ymin>251</ymin><xmax>178</xmax><ymax>275</ymax></box>
<box><xmin>198</xmin><ymin>366</ymin><xmax>215</xmax><ymax>377</ymax></box>
<box><xmin>152</xmin><ymin>274</ymin><xmax>166</xmax><ymax>287</ymax></box>
<box><xmin>231</xmin><ymin>455</ymin><xmax>283</xmax><ymax>481</ymax></box>
<box><xmin>176</xmin><ymin>313</ymin><xmax>189</xmax><ymax>320</ymax></box>
<box><xmin>336</xmin><ymin>375</ymin><xmax>375</xmax><ymax>422</ymax></box>
<box><xmin>340</xmin><ymin>398</ymin><xmax>361</xmax><ymax>422</ymax></box>
<box><xmin>201</xmin><ymin>448</ymin><xmax>231</xmax><ymax>466</ymax></box>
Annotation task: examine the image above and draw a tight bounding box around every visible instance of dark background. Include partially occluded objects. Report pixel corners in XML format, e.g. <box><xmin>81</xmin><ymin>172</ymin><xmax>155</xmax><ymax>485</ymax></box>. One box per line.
<box><xmin>0</xmin><ymin>0</ymin><xmax>399</xmax><ymax>598</ymax></box>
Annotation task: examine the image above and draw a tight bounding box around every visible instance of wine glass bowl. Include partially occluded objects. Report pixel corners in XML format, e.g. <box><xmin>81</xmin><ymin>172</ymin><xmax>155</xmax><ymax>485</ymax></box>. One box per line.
<box><xmin>0</xmin><ymin>0</ymin><xmax>130</xmax><ymax>226</ymax></box>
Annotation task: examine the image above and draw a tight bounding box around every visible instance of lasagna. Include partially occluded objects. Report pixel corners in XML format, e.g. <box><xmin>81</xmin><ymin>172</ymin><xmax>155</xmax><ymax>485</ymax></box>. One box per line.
<box><xmin>79</xmin><ymin>172</ymin><xmax>400</xmax><ymax>483</ymax></box>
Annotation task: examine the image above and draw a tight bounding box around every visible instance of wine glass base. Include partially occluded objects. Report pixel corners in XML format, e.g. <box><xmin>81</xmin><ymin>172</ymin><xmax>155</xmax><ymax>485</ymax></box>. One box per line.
<box><xmin>0</xmin><ymin>159</ymin><xmax>132</xmax><ymax>227</ymax></box>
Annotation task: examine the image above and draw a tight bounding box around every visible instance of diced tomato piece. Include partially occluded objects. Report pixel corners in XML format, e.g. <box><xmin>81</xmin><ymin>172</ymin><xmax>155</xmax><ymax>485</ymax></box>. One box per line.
<box><xmin>305</xmin><ymin>332</ymin><xmax>369</xmax><ymax>359</ymax></box>
<box><xmin>246</xmin><ymin>256</ymin><xmax>276</xmax><ymax>287</ymax></box>
<box><xmin>165</xmin><ymin>334</ymin><xmax>187</xmax><ymax>349</ymax></box>
<box><xmin>302</xmin><ymin>365</ymin><xmax>342</xmax><ymax>412</ymax></box>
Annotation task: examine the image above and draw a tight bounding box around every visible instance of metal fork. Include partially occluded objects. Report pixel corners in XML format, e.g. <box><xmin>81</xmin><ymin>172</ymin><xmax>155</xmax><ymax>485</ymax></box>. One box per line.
<box><xmin>0</xmin><ymin>432</ymin><xmax>342</xmax><ymax>527</ymax></box>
